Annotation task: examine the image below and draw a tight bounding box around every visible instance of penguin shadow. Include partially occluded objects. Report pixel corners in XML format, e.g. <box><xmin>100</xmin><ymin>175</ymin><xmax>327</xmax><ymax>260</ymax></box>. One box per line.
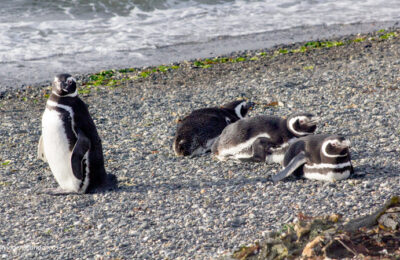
<box><xmin>114</xmin><ymin>168</ymin><xmax>271</xmax><ymax>195</ymax></box>
<box><xmin>271</xmin><ymin>162</ymin><xmax>399</xmax><ymax>184</ymax></box>
<box><xmin>351</xmin><ymin>163</ymin><xmax>400</xmax><ymax>181</ymax></box>
<box><xmin>33</xmin><ymin>185</ymin><xmax>118</xmax><ymax>196</ymax></box>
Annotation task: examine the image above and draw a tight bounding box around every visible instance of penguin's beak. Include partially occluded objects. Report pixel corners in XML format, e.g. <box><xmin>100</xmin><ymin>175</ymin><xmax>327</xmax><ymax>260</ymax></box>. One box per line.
<box><xmin>308</xmin><ymin>116</ymin><xmax>320</xmax><ymax>125</ymax></box>
<box><xmin>340</xmin><ymin>139</ymin><xmax>351</xmax><ymax>148</ymax></box>
<box><xmin>247</xmin><ymin>102</ymin><xmax>255</xmax><ymax>110</ymax></box>
<box><xmin>60</xmin><ymin>82</ymin><xmax>68</xmax><ymax>92</ymax></box>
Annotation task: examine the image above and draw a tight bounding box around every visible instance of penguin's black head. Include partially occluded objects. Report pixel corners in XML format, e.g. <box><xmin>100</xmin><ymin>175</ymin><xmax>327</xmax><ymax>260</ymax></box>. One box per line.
<box><xmin>287</xmin><ymin>113</ymin><xmax>319</xmax><ymax>137</ymax></box>
<box><xmin>222</xmin><ymin>100</ymin><xmax>254</xmax><ymax>119</ymax></box>
<box><xmin>173</xmin><ymin>137</ymin><xmax>192</xmax><ymax>156</ymax></box>
<box><xmin>52</xmin><ymin>73</ymin><xmax>77</xmax><ymax>97</ymax></box>
<box><xmin>322</xmin><ymin>136</ymin><xmax>351</xmax><ymax>158</ymax></box>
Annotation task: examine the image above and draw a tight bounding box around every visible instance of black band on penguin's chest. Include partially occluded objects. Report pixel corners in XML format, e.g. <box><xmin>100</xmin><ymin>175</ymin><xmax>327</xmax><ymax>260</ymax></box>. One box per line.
<box><xmin>48</xmin><ymin>106</ymin><xmax>77</xmax><ymax>150</ymax></box>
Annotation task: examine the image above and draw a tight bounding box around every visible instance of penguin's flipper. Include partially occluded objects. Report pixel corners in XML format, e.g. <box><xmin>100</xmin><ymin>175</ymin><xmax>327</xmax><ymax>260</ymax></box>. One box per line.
<box><xmin>272</xmin><ymin>152</ymin><xmax>306</xmax><ymax>183</ymax></box>
<box><xmin>71</xmin><ymin>131</ymin><xmax>91</xmax><ymax>180</ymax></box>
<box><xmin>37</xmin><ymin>135</ymin><xmax>47</xmax><ymax>162</ymax></box>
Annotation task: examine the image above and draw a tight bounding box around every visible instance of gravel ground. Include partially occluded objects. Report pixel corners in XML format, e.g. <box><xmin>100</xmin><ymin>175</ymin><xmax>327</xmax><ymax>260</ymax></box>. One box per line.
<box><xmin>1</xmin><ymin>29</ymin><xmax>400</xmax><ymax>259</ymax></box>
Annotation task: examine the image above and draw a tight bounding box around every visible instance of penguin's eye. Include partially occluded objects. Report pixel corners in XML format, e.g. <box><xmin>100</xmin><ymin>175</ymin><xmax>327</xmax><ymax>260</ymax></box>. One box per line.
<box><xmin>299</xmin><ymin>120</ymin><xmax>304</xmax><ymax>124</ymax></box>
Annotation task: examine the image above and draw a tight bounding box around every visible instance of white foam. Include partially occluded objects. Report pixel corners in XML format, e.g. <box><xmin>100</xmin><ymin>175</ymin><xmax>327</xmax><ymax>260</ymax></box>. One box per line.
<box><xmin>1</xmin><ymin>0</ymin><xmax>400</xmax><ymax>91</ymax></box>
<box><xmin>1</xmin><ymin>0</ymin><xmax>400</xmax><ymax>64</ymax></box>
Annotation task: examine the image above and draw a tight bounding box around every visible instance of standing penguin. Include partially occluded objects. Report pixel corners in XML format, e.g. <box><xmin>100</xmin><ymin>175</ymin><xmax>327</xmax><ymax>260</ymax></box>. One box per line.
<box><xmin>38</xmin><ymin>74</ymin><xmax>116</xmax><ymax>194</ymax></box>
<box><xmin>173</xmin><ymin>100</ymin><xmax>252</xmax><ymax>156</ymax></box>
<box><xmin>271</xmin><ymin>134</ymin><xmax>354</xmax><ymax>182</ymax></box>
<box><xmin>212</xmin><ymin>113</ymin><xmax>319</xmax><ymax>163</ymax></box>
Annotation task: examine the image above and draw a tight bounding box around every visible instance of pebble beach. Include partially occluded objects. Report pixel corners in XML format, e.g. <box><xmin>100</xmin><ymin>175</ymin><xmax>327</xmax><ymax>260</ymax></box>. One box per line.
<box><xmin>0</xmin><ymin>29</ymin><xmax>400</xmax><ymax>259</ymax></box>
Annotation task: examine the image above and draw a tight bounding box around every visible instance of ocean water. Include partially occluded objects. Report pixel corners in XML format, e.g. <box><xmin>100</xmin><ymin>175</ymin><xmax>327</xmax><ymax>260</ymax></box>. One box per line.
<box><xmin>1</xmin><ymin>0</ymin><xmax>400</xmax><ymax>91</ymax></box>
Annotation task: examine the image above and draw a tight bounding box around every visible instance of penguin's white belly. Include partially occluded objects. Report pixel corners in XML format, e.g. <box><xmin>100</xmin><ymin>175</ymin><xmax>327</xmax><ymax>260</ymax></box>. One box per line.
<box><xmin>266</xmin><ymin>153</ymin><xmax>285</xmax><ymax>164</ymax></box>
<box><xmin>191</xmin><ymin>137</ymin><xmax>217</xmax><ymax>156</ymax></box>
<box><xmin>303</xmin><ymin>170</ymin><xmax>350</xmax><ymax>182</ymax></box>
<box><xmin>303</xmin><ymin>161</ymin><xmax>352</xmax><ymax>182</ymax></box>
<box><xmin>217</xmin><ymin>133</ymin><xmax>271</xmax><ymax>161</ymax></box>
<box><xmin>42</xmin><ymin>109</ymin><xmax>81</xmax><ymax>192</ymax></box>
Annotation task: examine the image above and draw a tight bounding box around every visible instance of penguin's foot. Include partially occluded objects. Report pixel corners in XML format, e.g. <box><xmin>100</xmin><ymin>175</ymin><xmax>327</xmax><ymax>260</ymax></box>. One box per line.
<box><xmin>40</xmin><ymin>187</ymin><xmax>79</xmax><ymax>195</ymax></box>
<box><xmin>87</xmin><ymin>174</ymin><xmax>118</xmax><ymax>194</ymax></box>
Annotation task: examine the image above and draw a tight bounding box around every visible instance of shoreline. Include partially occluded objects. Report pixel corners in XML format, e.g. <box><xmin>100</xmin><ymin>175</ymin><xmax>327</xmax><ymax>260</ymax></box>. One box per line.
<box><xmin>1</xmin><ymin>28</ymin><xmax>399</xmax><ymax>258</ymax></box>
<box><xmin>1</xmin><ymin>20</ymin><xmax>399</xmax><ymax>94</ymax></box>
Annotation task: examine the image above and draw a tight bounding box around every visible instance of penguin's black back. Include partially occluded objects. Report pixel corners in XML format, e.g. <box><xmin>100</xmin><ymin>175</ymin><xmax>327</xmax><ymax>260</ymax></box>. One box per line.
<box><xmin>174</xmin><ymin>107</ymin><xmax>241</xmax><ymax>153</ymax></box>
<box><xmin>49</xmin><ymin>94</ymin><xmax>109</xmax><ymax>191</ymax></box>
<box><xmin>221</xmin><ymin>115</ymin><xmax>291</xmax><ymax>146</ymax></box>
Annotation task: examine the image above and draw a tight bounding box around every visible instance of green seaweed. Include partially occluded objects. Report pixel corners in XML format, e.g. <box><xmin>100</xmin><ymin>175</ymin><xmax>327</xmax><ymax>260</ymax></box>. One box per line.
<box><xmin>303</xmin><ymin>65</ymin><xmax>314</xmax><ymax>70</ymax></box>
<box><xmin>231</xmin><ymin>57</ymin><xmax>247</xmax><ymax>63</ymax></box>
<box><xmin>193</xmin><ymin>60</ymin><xmax>212</xmax><ymax>68</ymax></box>
<box><xmin>304</xmin><ymin>40</ymin><xmax>343</xmax><ymax>49</ymax></box>
<box><xmin>139</xmin><ymin>71</ymin><xmax>151</xmax><ymax>78</ymax></box>
<box><xmin>291</xmin><ymin>46</ymin><xmax>307</xmax><ymax>53</ymax></box>
<box><xmin>213</xmin><ymin>57</ymin><xmax>229</xmax><ymax>63</ymax></box>
<box><xmin>78</xmin><ymin>29</ymin><xmax>398</xmax><ymax>91</ymax></box>
<box><xmin>78</xmin><ymin>86</ymin><xmax>91</xmax><ymax>95</ymax></box>
<box><xmin>118</xmin><ymin>68</ymin><xmax>135</xmax><ymax>73</ymax></box>
<box><xmin>98</xmin><ymin>70</ymin><xmax>114</xmax><ymax>77</ymax></box>
<box><xmin>1</xmin><ymin>160</ymin><xmax>11</xmax><ymax>166</ymax></box>
<box><xmin>380</xmin><ymin>32</ymin><xmax>397</xmax><ymax>39</ymax></box>
<box><xmin>353</xmin><ymin>37</ymin><xmax>365</xmax><ymax>43</ymax></box>
<box><xmin>157</xmin><ymin>65</ymin><xmax>168</xmax><ymax>72</ymax></box>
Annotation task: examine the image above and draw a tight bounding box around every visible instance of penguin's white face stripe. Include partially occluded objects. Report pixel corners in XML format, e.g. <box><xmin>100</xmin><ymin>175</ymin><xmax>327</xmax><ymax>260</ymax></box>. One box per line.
<box><xmin>218</xmin><ymin>133</ymin><xmax>271</xmax><ymax>157</ymax></box>
<box><xmin>321</xmin><ymin>139</ymin><xmax>350</xmax><ymax>158</ymax></box>
<box><xmin>234</xmin><ymin>101</ymin><xmax>247</xmax><ymax>119</ymax></box>
<box><xmin>304</xmin><ymin>170</ymin><xmax>351</xmax><ymax>182</ymax></box>
<box><xmin>52</xmin><ymin>91</ymin><xmax>61</xmax><ymax>97</ymax></box>
<box><xmin>46</xmin><ymin>100</ymin><xmax>77</xmax><ymax>137</ymax></box>
<box><xmin>52</xmin><ymin>89</ymin><xmax>78</xmax><ymax>97</ymax></box>
<box><xmin>66</xmin><ymin>77</ymin><xmax>76</xmax><ymax>84</ymax></box>
<box><xmin>304</xmin><ymin>161</ymin><xmax>352</xmax><ymax>169</ymax></box>
<box><xmin>54</xmin><ymin>77</ymin><xmax>62</xmax><ymax>91</ymax></box>
<box><xmin>64</xmin><ymin>89</ymin><xmax>78</xmax><ymax>97</ymax></box>
<box><xmin>287</xmin><ymin>116</ymin><xmax>311</xmax><ymax>136</ymax></box>
<box><xmin>225</xmin><ymin>117</ymin><xmax>231</xmax><ymax>124</ymax></box>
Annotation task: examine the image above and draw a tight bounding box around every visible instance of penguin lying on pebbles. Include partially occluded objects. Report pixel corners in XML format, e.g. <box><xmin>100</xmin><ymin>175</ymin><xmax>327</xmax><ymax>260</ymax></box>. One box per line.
<box><xmin>38</xmin><ymin>74</ymin><xmax>117</xmax><ymax>194</ymax></box>
<box><xmin>212</xmin><ymin>113</ymin><xmax>319</xmax><ymax>163</ymax></box>
<box><xmin>271</xmin><ymin>134</ymin><xmax>354</xmax><ymax>182</ymax></box>
<box><xmin>173</xmin><ymin>100</ymin><xmax>253</xmax><ymax>156</ymax></box>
